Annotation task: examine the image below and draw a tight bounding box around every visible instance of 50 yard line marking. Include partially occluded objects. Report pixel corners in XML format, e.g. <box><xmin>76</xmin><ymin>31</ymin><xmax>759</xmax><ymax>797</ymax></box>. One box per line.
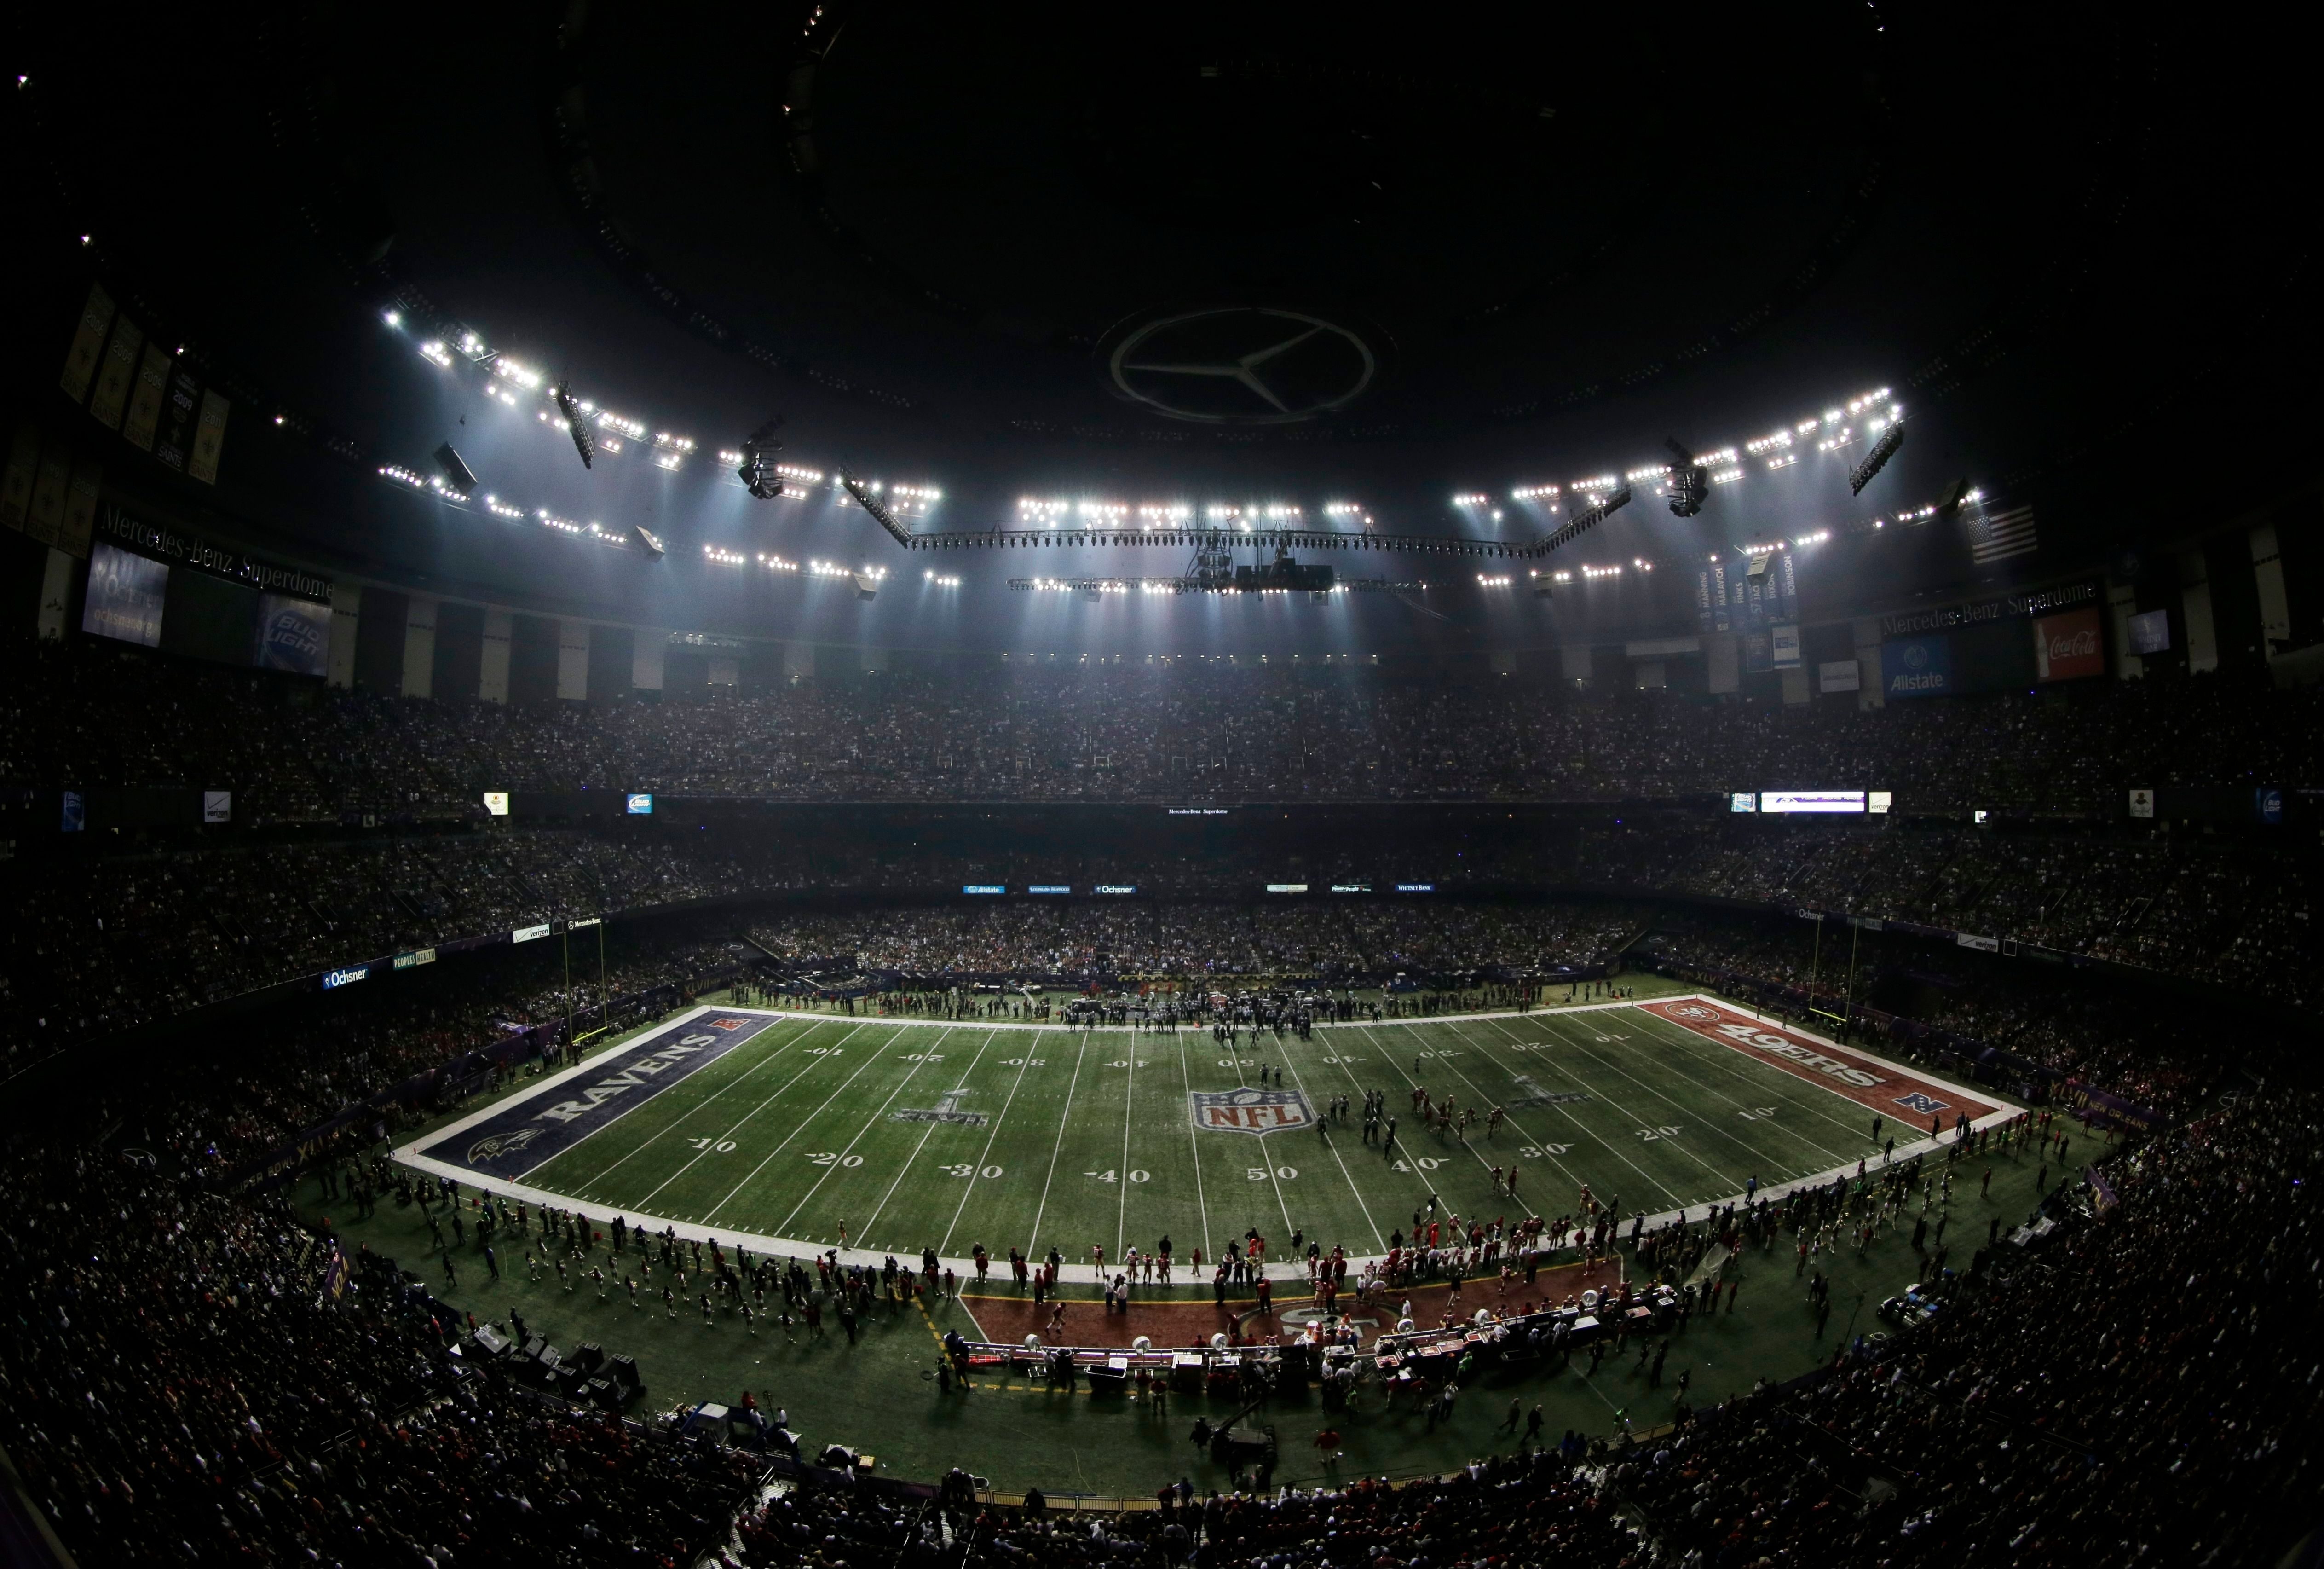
<box><xmin>1228</xmin><ymin>1030</ymin><xmax>1295</xmax><ymax>1238</ymax></box>
<box><xmin>1023</xmin><ymin>1030</ymin><xmax>1092</xmax><ymax>1259</ymax></box>
<box><xmin>1175</xmin><ymin>1036</ymin><xmax>1213</xmax><ymax>1260</ymax></box>
<box><xmin>1278</xmin><ymin>1039</ymin><xmax>1386</xmax><ymax>1252</ymax></box>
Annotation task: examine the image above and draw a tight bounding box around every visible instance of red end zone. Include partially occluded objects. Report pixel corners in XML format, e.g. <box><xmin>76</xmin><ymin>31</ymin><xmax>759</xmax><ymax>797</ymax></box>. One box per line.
<box><xmin>1640</xmin><ymin>999</ymin><xmax>2001</xmax><ymax>1124</ymax></box>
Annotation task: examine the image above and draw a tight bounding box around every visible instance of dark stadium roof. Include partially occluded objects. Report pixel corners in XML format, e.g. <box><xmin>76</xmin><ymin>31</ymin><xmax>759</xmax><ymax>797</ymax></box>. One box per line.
<box><xmin>6</xmin><ymin>4</ymin><xmax>2312</xmax><ymax>644</ymax></box>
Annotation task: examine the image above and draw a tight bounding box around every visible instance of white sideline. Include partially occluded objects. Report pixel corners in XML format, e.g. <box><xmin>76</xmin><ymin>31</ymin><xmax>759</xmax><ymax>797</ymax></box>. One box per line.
<box><xmin>387</xmin><ymin>994</ymin><xmax>2021</xmax><ymax>1284</ymax></box>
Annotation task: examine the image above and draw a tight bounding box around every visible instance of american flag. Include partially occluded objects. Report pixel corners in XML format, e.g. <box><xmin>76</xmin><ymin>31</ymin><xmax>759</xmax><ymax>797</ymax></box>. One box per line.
<box><xmin>1966</xmin><ymin>503</ymin><xmax>2038</xmax><ymax>564</ymax></box>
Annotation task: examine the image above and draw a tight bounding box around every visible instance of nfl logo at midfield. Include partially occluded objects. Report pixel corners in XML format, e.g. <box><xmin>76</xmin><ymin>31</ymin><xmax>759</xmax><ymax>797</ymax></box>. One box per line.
<box><xmin>1189</xmin><ymin>1087</ymin><xmax>1314</xmax><ymax>1135</ymax></box>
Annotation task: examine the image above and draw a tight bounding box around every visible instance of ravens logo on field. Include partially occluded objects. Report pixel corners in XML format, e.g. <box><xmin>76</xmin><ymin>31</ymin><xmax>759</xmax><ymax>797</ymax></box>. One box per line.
<box><xmin>467</xmin><ymin>1126</ymin><xmax>545</xmax><ymax>1166</ymax></box>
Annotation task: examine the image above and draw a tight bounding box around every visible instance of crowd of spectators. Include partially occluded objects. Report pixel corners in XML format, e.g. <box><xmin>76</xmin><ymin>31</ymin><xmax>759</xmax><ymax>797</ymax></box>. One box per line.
<box><xmin>1637</xmin><ymin>920</ymin><xmax>2257</xmax><ymax>1121</ymax></box>
<box><xmin>747</xmin><ymin>901</ymin><xmax>1641</xmax><ymax>980</ymax></box>
<box><xmin>128</xmin><ymin>923</ymin><xmax>755</xmax><ymax>1182</ymax></box>
<box><xmin>1602</xmin><ymin>1090</ymin><xmax>2317</xmax><ymax>1567</ymax></box>
<box><xmin>1570</xmin><ymin>813</ymin><xmax>2320</xmax><ymax>1008</ymax></box>
<box><xmin>7</xmin><ymin>636</ymin><xmax>2319</xmax><ymax>819</ymax></box>
<box><xmin>8</xmin><ymin>634</ymin><xmax>2315</xmax><ymax>1114</ymax></box>
<box><xmin>13</xmin><ymin>803</ymin><xmax>2310</xmax><ymax>1083</ymax></box>
<box><xmin>10</xmin><ymin>1070</ymin><xmax>2305</xmax><ymax>1566</ymax></box>
<box><xmin>0</xmin><ymin>1132</ymin><xmax>767</xmax><ymax>1565</ymax></box>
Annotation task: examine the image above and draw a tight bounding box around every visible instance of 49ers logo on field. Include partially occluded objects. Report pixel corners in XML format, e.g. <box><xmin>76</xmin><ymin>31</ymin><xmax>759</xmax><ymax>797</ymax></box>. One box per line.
<box><xmin>1667</xmin><ymin>1003</ymin><xmax>1721</xmax><ymax>1023</ymax></box>
<box><xmin>1709</xmin><ymin>1021</ymin><xmax>1883</xmax><ymax>1088</ymax></box>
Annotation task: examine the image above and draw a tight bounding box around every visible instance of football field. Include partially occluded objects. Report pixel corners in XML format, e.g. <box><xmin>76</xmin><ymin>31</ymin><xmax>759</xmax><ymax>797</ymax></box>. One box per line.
<box><xmin>402</xmin><ymin>996</ymin><xmax>2011</xmax><ymax>1273</ymax></box>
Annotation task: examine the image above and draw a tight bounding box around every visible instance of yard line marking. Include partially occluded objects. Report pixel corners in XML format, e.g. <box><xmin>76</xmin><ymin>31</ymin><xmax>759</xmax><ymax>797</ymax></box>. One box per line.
<box><xmin>940</xmin><ymin>1033</ymin><xmax>1044</xmax><ymax>1256</ymax></box>
<box><xmin>660</xmin><ymin>1022</ymin><xmax>882</xmax><ymax>1218</ymax></box>
<box><xmin>1115</xmin><ymin>1034</ymin><xmax>1138</xmax><ymax>1261</ymax></box>
<box><xmin>1024</xmin><ymin>1030</ymin><xmax>1092</xmax><ymax>1259</ymax></box>
<box><xmin>1383</xmin><ymin>1019</ymin><xmax>1687</xmax><ymax>1210</ymax></box>
<box><xmin>1313</xmin><ymin>1030</ymin><xmax>1432</xmax><ymax>1200</ymax></box>
<box><xmin>1278</xmin><ymin>1038</ymin><xmax>1386</xmax><ymax>1252</ymax></box>
<box><xmin>1353</xmin><ymin>1021</ymin><xmax>1583</xmax><ymax>1199</ymax></box>
<box><xmin>1174</xmin><ymin>1036</ymin><xmax>1214</xmax><ymax>1263</ymax></box>
<box><xmin>548</xmin><ymin>1016</ymin><xmax>820</xmax><ymax>1186</ymax></box>
<box><xmin>1617</xmin><ymin>1008</ymin><xmax>1883</xmax><ymax>1146</ymax></box>
<box><xmin>773</xmin><ymin>1028</ymin><xmax>956</xmax><ymax>1237</ymax></box>
<box><xmin>1525</xmin><ymin>1010</ymin><xmax>1854</xmax><ymax>1167</ymax></box>
<box><xmin>1476</xmin><ymin>1013</ymin><xmax>1767</xmax><ymax>1190</ymax></box>
<box><xmin>864</xmin><ymin>1030</ymin><xmax>998</xmax><ymax>1243</ymax></box>
<box><xmin>1228</xmin><ymin>1029</ymin><xmax>1297</xmax><ymax>1239</ymax></box>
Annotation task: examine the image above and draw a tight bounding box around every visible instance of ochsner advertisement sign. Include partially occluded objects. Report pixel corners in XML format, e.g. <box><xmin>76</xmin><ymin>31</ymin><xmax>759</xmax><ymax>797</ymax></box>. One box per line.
<box><xmin>1880</xmin><ymin>635</ymin><xmax>1953</xmax><ymax>699</ymax></box>
<box><xmin>2034</xmin><ymin>607</ymin><xmax>2104</xmax><ymax>681</ymax></box>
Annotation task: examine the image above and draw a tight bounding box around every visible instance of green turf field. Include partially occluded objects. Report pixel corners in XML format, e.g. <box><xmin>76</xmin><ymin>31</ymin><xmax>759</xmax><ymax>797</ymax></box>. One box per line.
<box><xmin>409</xmin><ymin>997</ymin><xmax>1983</xmax><ymax>1269</ymax></box>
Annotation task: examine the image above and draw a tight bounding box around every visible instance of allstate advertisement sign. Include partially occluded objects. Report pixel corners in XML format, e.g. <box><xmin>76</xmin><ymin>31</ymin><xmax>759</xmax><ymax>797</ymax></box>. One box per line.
<box><xmin>1881</xmin><ymin>636</ymin><xmax>1953</xmax><ymax>699</ymax></box>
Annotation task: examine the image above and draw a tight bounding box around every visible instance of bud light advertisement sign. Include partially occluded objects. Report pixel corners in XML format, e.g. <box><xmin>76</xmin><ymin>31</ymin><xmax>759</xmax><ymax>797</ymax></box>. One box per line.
<box><xmin>1881</xmin><ymin>636</ymin><xmax>1953</xmax><ymax>699</ymax></box>
<box><xmin>253</xmin><ymin>593</ymin><xmax>331</xmax><ymax>676</ymax></box>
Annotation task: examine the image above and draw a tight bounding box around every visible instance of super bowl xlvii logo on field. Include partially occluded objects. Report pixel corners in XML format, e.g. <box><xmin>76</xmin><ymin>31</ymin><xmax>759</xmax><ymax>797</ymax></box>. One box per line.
<box><xmin>1189</xmin><ymin>1087</ymin><xmax>1314</xmax><ymax>1135</ymax></box>
<box><xmin>467</xmin><ymin>1126</ymin><xmax>546</xmax><ymax>1166</ymax></box>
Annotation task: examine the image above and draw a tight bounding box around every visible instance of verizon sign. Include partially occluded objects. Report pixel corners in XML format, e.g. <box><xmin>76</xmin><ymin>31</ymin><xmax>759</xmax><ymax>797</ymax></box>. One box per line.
<box><xmin>2034</xmin><ymin>607</ymin><xmax>2105</xmax><ymax>682</ymax></box>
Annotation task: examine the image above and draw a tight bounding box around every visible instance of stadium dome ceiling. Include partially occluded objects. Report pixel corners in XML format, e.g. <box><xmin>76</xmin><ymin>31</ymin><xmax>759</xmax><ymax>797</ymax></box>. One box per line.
<box><xmin>9</xmin><ymin>3</ymin><xmax>2312</xmax><ymax>561</ymax></box>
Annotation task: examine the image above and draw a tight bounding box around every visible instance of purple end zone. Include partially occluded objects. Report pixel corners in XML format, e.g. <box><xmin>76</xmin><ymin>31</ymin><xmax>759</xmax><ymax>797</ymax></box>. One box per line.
<box><xmin>415</xmin><ymin>1011</ymin><xmax>783</xmax><ymax>1181</ymax></box>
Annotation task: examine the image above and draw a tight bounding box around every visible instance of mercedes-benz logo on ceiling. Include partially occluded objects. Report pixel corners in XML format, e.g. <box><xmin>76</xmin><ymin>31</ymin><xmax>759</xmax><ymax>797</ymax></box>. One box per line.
<box><xmin>1107</xmin><ymin>307</ymin><xmax>1377</xmax><ymax>425</ymax></box>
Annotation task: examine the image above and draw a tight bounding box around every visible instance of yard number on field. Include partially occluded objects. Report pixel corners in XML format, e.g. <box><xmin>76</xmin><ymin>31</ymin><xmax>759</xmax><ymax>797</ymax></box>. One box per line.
<box><xmin>1086</xmin><ymin>1170</ymin><xmax>1151</xmax><ymax>1183</ymax></box>
<box><xmin>687</xmin><ymin>1137</ymin><xmax>737</xmax><ymax>1152</ymax></box>
<box><xmin>806</xmin><ymin>1151</ymin><xmax>864</xmax><ymax>1166</ymax></box>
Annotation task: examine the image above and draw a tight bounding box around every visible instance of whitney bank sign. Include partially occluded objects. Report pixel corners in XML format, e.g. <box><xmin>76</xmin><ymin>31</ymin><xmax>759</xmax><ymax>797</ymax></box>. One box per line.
<box><xmin>1878</xmin><ymin>579</ymin><xmax>2099</xmax><ymax>640</ymax></box>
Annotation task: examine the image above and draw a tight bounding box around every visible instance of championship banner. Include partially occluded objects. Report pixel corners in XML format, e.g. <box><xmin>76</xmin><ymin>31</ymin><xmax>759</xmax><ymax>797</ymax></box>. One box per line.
<box><xmin>1710</xmin><ymin>560</ymin><xmax>1730</xmax><ymax>632</ymax></box>
<box><xmin>1771</xmin><ymin>623</ymin><xmax>1802</xmax><ymax>668</ymax></box>
<box><xmin>1695</xmin><ymin>568</ymin><xmax>1715</xmax><ymax>634</ymax></box>
<box><xmin>121</xmin><ymin>341</ymin><xmax>173</xmax><ymax>452</ymax></box>
<box><xmin>2033</xmin><ymin>606</ymin><xmax>2104</xmax><ymax>681</ymax></box>
<box><xmin>0</xmin><ymin>426</ymin><xmax>40</xmax><ymax>528</ymax></box>
<box><xmin>58</xmin><ymin>459</ymin><xmax>102</xmax><ymax>558</ymax></box>
<box><xmin>87</xmin><ymin>313</ymin><xmax>142</xmax><ymax>431</ymax></box>
<box><xmin>187</xmin><ymin>388</ymin><xmax>230</xmax><ymax>484</ymax></box>
<box><xmin>153</xmin><ymin>365</ymin><xmax>202</xmax><ymax>474</ymax></box>
<box><xmin>59</xmin><ymin>282</ymin><xmax>115</xmax><ymax>405</ymax></box>
<box><xmin>26</xmin><ymin>451</ymin><xmax>71</xmax><ymax>546</ymax></box>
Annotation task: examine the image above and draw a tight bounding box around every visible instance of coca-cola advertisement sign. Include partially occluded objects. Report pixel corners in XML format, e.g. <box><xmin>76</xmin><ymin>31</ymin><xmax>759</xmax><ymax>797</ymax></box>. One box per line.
<box><xmin>2034</xmin><ymin>607</ymin><xmax>2105</xmax><ymax>681</ymax></box>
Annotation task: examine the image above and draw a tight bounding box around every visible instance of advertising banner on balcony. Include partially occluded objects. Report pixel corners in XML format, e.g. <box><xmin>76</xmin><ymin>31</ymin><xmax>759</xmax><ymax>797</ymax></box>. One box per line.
<box><xmin>2033</xmin><ymin>607</ymin><xmax>2105</xmax><ymax>681</ymax></box>
<box><xmin>1881</xmin><ymin>635</ymin><xmax>1953</xmax><ymax>698</ymax></box>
